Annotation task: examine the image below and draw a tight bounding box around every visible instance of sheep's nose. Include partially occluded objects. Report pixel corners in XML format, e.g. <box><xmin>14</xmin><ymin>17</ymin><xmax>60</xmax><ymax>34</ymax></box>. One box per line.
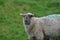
<box><xmin>25</xmin><ymin>20</ymin><xmax>30</xmax><ymax>25</ymax></box>
<box><xmin>25</xmin><ymin>20</ymin><xmax>27</xmax><ymax>22</ymax></box>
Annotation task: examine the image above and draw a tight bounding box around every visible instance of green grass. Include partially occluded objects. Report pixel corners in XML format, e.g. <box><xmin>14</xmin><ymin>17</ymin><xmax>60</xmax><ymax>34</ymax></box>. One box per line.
<box><xmin>0</xmin><ymin>0</ymin><xmax>60</xmax><ymax>40</ymax></box>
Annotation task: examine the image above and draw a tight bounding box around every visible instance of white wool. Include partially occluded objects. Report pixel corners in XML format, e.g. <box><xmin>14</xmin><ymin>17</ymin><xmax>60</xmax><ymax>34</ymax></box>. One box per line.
<box><xmin>22</xmin><ymin>13</ymin><xmax>60</xmax><ymax>40</ymax></box>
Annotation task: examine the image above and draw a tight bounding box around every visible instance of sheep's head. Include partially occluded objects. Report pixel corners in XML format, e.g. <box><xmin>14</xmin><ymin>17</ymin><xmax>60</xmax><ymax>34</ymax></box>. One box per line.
<box><xmin>20</xmin><ymin>13</ymin><xmax>34</xmax><ymax>25</ymax></box>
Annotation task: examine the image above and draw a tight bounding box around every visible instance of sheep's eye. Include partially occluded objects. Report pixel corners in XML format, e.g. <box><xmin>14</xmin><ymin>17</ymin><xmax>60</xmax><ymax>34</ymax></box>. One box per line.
<box><xmin>28</xmin><ymin>15</ymin><xmax>34</xmax><ymax>18</ymax></box>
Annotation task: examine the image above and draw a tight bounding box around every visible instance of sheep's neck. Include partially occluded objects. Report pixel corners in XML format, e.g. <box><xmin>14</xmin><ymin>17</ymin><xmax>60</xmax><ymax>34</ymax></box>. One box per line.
<box><xmin>23</xmin><ymin>17</ymin><xmax>35</xmax><ymax>34</ymax></box>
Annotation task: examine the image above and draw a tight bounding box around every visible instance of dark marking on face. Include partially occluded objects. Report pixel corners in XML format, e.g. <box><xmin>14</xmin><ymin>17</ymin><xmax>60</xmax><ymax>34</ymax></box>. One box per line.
<box><xmin>24</xmin><ymin>15</ymin><xmax>31</xmax><ymax>25</ymax></box>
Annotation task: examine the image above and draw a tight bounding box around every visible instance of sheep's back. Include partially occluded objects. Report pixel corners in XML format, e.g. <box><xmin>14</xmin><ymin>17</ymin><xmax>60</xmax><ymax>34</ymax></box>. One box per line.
<box><xmin>40</xmin><ymin>14</ymin><xmax>60</xmax><ymax>37</ymax></box>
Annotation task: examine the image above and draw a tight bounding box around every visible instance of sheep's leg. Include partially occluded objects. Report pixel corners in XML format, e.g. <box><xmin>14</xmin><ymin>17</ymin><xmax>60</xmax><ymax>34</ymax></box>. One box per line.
<box><xmin>31</xmin><ymin>36</ymin><xmax>37</xmax><ymax>40</ymax></box>
<box><xmin>27</xmin><ymin>35</ymin><xmax>31</xmax><ymax>40</ymax></box>
<box><xmin>35</xmin><ymin>32</ymin><xmax>44</xmax><ymax>40</ymax></box>
<box><xmin>27</xmin><ymin>36</ymin><xmax>36</xmax><ymax>40</ymax></box>
<box><xmin>56</xmin><ymin>36</ymin><xmax>60</xmax><ymax>40</ymax></box>
<box><xmin>43</xmin><ymin>36</ymin><xmax>50</xmax><ymax>40</ymax></box>
<box><xmin>27</xmin><ymin>34</ymin><xmax>36</xmax><ymax>40</ymax></box>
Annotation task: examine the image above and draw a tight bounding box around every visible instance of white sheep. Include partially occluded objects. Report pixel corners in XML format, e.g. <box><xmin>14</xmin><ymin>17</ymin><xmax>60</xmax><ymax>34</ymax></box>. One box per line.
<box><xmin>20</xmin><ymin>13</ymin><xmax>60</xmax><ymax>40</ymax></box>
<box><xmin>20</xmin><ymin>13</ymin><xmax>37</xmax><ymax>40</ymax></box>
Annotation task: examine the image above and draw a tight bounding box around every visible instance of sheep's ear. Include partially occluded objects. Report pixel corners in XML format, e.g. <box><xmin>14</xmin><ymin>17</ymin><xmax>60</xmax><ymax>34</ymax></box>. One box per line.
<box><xmin>20</xmin><ymin>13</ymin><xmax>25</xmax><ymax>17</ymax></box>
<box><xmin>30</xmin><ymin>14</ymin><xmax>34</xmax><ymax>16</ymax></box>
<box><xmin>20</xmin><ymin>13</ymin><xmax>23</xmax><ymax>16</ymax></box>
<box><xmin>27</xmin><ymin>13</ymin><xmax>34</xmax><ymax>16</ymax></box>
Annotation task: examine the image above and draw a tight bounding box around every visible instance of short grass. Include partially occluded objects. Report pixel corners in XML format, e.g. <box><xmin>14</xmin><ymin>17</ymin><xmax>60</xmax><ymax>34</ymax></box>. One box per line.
<box><xmin>0</xmin><ymin>0</ymin><xmax>60</xmax><ymax>40</ymax></box>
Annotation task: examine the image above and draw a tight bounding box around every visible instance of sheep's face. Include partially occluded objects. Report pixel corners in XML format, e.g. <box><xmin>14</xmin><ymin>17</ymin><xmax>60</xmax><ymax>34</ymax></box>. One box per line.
<box><xmin>20</xmin><ymin>13</ymin><xmax>34</xmax><ymax>25</ymax></box>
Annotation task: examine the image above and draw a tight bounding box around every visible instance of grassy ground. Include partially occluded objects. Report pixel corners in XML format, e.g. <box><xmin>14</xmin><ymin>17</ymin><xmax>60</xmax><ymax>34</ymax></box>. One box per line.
<box><xmin>0</xmin><ymin>0</ymin><xmax>60</xmax><ymax>40</ymax></box>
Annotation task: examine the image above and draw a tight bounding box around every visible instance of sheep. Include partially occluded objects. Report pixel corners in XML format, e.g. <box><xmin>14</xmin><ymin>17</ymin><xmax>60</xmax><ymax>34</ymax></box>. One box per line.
<box><xmin>20</xmin><ymin>13</ymin><xmax>38</xmax><ymax>40</ymax></box>
<box><xmin>20</xmin><ymin>13</ymin><xmax>43</xmax><ymax>40</ymax></box>
<box><xmin>20</xmin><ymin>13</ymin><xmax>60</xmax><ymax>40</ymax></box>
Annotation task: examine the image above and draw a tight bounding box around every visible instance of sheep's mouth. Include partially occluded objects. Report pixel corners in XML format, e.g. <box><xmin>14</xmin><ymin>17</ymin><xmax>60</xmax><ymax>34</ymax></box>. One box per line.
<box><xmin>25</xmin><ymin>20</ymin><xmax>30</xmax><ymax>25</ymax></box>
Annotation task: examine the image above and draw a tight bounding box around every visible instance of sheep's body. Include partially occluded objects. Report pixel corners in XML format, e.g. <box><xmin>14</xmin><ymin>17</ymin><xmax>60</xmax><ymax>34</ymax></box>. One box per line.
<box><xmin>41</xmin><ymin>14</ymin><xmax>60</xmax><ymax>37</ymax></box>
<box><xmin>22</xmin><ymin>13</ymin><xmax>60</xmax><ymax>40</ymax></box>
<box><xmin>32</xmin><ymin>14</ymin><xmax>60</xmax><ymax>38</ymax></box>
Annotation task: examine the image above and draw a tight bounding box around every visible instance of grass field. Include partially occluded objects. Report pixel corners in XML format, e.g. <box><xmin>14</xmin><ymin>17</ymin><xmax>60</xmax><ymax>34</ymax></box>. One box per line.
<box><xmin>0</xmin><ymin>0</ymin><xmax>60</xmax><ymax>40</ymax></box>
